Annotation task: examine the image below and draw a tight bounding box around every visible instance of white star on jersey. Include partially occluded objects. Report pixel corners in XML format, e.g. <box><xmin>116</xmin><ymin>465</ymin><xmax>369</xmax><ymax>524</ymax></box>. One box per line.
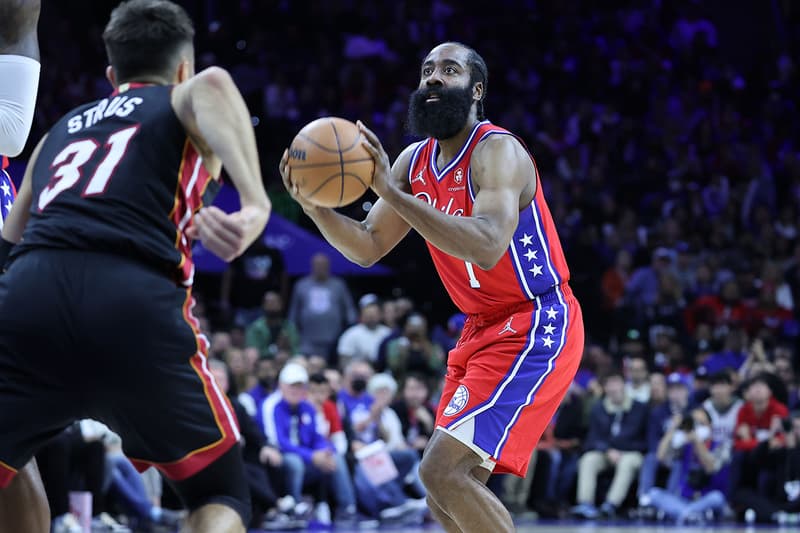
<box><xmin>524</xmin><ymin>249</ymin><xmax>537</xmax><ymax>261</ymax></box>
<box><xmin>546</xmin><ymin>307</ymin><xmax>558</xmax><ymax>320</ymax></box>
<box><xmin>519</xmin><ymin>233</ymin><xmax>533</xmax><ymax>247</ymax></box>
<box><xmin>542</xmin><ymin>323</ymin><xmax>556</xmax><ymax>335</ymax></box>
<box><xmin>0</xmin><ymin>182</ymin><xmax>10</xmax><ymax>197</ymax></box>
<box><xmin>4</xmin><ymin>200</ymin><xmax>11</xmax><ymax>213</ymax></box>
<box><xmin>542</xmin><ymin>336</ymin><xmax>554</xmax><ymax>348</ymax></box>
<box><xmin>529</xmin><ymin>264</ymin><xmax>543</xmax><ymax>277</ymax></box>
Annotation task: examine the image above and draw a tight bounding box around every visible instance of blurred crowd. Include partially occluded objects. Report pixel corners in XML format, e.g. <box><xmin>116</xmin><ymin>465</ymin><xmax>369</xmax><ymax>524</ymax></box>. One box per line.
<box><xmin>23</xmin><ymin>0</ymin><xmax>800</xmax><ymax>531</ymax></box>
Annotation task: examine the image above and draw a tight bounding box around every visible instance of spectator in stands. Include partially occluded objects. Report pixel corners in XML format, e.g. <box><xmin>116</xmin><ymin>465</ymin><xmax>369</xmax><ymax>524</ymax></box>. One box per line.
<box><xmin>774</xmin><ymin>353</ymin><xmax>799</xmax><ymax>409</ymax></box>
<box><xmin>336</xmin><ymin>294</ymin><xmax>391</xmax><ymax>366</ymax></box>
<box><xmin>209</xmin><ymin>359</ymin><xmax>299</xmax><ymax>530</ymax></box>
<box><xmin>625</xmin><ymin>247</ymin><xmax>674</xmax><ymax>312</ymax></box>
<box><xmin>366</xmin><ymin>373</ymin><xmax>405</xmax><ymax>451</ymax></box>
<box><xmin>288</xmin><ymin>253</ymin><xmax>356</xmax><ymax>360</ymax></box>
<box><xmin>572</xmin><ymin>371</ymin><xmax>648</xmax><ymax>519</ymax></box>
<box><xmin>732</xmin><ymin>409</ymin><xmax>800</xmax><ymax>523</ymax></box>
<box><xmin>625</xmin><ymin>356</ymin><xmax>651</xmax><ymax>403</ymax></box>
<box><xmin>641</xmin><ymin>408</ymin><xmax>731</xmax><ymax>524</ymax></box>
<box><xmin>221</xmin><ymin>238</ymin><xmax>289</xmax><ymax>327</ymax></box>
<box><xmin>384</xmin><ymin>313</ymin><xmax>445</xmax><ymax>385</ymax></box>
<box><xmin>391</xmin><ymin>374</ymin><xmax>436</xmax><ymax>456</ymax></box>
<box><xmin>702</xmin><ymin>372</ymin><xmax>743</xmax><ymax>457</ymax></box>
<box><xmin>308</xmin><ymin>372</ymin><xmax>347</xmax><ymax>455</ymax></box>
<box><xmin>245</xmin><ymin>291</ymin><xmax>299</xmax><ymax>359</ymax></box>
<box><xmin>261</xmin><ymin>362</ymin><xmax>360</xmax><ymax>527</ymax></box>
<box><xmin>430</xmin><ymin>313</ymin><xmax>466</xmax><ymax>354</ymax></box>
<box><xmin>337</xmin><ymin>361</ymin><xmax>426</xmax><ymax>522</ymax></box>
<box><xmin>639</xmin><ymin>372</ymin><xmax>691</xmax><ymax>503</ymax></box>
<box><xmin>649</xmin><ymin>372</ymin><xmax>667</xmax><ymax>407</ymax></box>
<box><xmin>731</xmin><ymin>374</ymin><xmax>790</xmax><ymax>494</ymax></box>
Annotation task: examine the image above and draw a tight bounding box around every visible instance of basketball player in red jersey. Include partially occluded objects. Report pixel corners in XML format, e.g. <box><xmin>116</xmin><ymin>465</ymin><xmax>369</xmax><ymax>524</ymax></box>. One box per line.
<box><xmin>280</xmin><ymin>42</ymin><xmax>584</xmax><ymax>532</ymax></box>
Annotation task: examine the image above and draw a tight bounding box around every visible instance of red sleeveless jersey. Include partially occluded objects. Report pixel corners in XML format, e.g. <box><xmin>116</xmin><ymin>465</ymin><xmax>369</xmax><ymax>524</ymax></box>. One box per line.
<box><xmin>407</xmin><ymin>121</ymin><xmax>571</xmax><ymax>314</ymax></box>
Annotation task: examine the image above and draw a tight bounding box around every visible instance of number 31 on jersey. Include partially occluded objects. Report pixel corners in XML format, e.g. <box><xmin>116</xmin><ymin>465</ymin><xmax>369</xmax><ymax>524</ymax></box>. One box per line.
<box><xmin>37</xmin><ymin>125</ymin><xmax>139</xmax><ymax>211</ymax></box>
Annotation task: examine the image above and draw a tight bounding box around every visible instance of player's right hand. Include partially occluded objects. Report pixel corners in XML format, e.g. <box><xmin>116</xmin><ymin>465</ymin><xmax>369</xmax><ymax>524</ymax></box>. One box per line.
<box><xmin>279</xmin><ymin>148</ymin><xmax>318</xmax><ymax>213</ymax></box>
<box><xmin>187</xmin><ymin>205</ymin><xmax>253</xmax><ymax>262</ymax></box>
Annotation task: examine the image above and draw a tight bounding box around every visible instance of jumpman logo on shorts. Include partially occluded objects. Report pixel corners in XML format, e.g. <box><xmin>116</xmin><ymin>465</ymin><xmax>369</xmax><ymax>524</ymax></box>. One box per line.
<box><xmin>498</xmin><ymin>316</ymin><xmax>517</xmax><ymax>335</ymax></box>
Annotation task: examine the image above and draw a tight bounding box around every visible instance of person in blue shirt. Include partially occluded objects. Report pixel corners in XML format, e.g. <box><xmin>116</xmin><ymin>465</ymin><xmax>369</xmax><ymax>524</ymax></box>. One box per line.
<box><xmin>261</xmin><ymin>362</ymin><xmax>358</xmax><ymax>526</ymax></box>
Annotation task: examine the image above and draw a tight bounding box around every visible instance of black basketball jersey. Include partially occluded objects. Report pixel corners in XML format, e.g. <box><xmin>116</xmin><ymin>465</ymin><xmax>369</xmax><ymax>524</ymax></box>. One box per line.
<box><xmin>14</xmin><ymin>83</ymin><xmax>219</xmax><ymax>286</ymax></box>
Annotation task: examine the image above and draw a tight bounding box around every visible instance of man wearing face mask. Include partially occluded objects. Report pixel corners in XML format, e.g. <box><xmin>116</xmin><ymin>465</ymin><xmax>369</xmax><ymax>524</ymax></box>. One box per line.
<box><xmin>641</xmin><ymin>408</ymin><xmax>731</xmax><ymax>525</ymax></box>
<box><xmin>245</xmin><ymin>291</ymin><xmax>299</xmax><ymax>359</ymax></box>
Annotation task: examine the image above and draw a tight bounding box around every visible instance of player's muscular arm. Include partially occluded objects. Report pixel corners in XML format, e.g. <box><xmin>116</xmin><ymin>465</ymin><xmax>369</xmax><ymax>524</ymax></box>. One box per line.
<box><xmin>1</xmin><ymin>134</ymin><xmax>44</xmax><ymax>244</ymax></box>
<box><xmin>279</xmin><ymin>144</ymin><xmax>413</xmax><ymax>267</ymax></box>
<box><xmin>362</xmin><ymin>125</ymin><xmax>534</xmax><ymax>270</ymax></box>
<box><xmin>173</xmin><ymin>67</ymin><xmax>271</xmax><ymax>261</ymax></box>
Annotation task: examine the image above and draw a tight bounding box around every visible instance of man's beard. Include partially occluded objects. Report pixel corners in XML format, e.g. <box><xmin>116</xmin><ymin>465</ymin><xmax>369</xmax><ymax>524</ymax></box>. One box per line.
<box><xmin>407</xmin><ymin>85</ymin><xmax>474</xmax><ymax>140</ymax></box>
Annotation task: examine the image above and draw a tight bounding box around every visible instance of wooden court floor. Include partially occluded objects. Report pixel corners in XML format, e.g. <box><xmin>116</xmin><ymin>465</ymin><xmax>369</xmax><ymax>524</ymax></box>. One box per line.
<box><xmin>251</xmin><ymin>520</ymin><xmax>791</xmax><ymax>532</ymax></box>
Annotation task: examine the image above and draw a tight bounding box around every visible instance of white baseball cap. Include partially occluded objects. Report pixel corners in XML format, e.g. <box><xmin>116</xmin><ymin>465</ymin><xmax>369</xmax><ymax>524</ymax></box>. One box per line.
<box><xmin>279</xmin><ymin>363</ymin><xmax>309</xmax><ymax>385</ymax></box>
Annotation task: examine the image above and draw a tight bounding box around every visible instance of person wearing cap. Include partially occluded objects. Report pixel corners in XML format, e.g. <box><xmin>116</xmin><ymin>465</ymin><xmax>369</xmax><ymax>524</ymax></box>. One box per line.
<box><xmin>260</xmin><ymin>362</ymin><xmax>359</xmax><ymax>527</ymax></box>
<box><xmin>637</xmin><ymin>372</ymin><xmax>691</xmax><ymax>506</ymax></box>
<box><xmin>336</xmin><ymin>295</ymin><xmax>392</xmax><ymax>366</ymax></box>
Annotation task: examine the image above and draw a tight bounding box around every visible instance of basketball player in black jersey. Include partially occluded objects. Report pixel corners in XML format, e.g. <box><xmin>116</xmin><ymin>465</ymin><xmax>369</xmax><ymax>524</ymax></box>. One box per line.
<box><xmin>0</xmin><ymin>1</ymin><xmax>271</xmax><ymax>532</ymax></box>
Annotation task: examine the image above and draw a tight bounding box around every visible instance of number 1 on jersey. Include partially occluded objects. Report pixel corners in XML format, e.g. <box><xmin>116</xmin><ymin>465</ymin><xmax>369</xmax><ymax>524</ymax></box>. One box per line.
<box><xmin>38</xmin><ymin>125</ymin><xmax>140</xmax><ymax>211</ymax></box>
<box><xmin>465</xmin><ymin>261</ymin><xmax>481</xmax><ymax>289</ymax></box>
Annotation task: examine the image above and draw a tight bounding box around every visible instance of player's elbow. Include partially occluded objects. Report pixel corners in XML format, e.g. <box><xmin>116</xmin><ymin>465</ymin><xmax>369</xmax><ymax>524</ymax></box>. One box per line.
<box><xmin>471</xmin><ymin>241</ymin><xmax>507</xmax><ymax>270</ymax></box>
<box><xmin>0</xmin><ymin>136</ymin><xmax>26</xmax><ymax>158</ymax></box>
<box><xmin>474</xmin><ymin>253</ymin><xmax>503</xmax><ymax>271</ymax></box>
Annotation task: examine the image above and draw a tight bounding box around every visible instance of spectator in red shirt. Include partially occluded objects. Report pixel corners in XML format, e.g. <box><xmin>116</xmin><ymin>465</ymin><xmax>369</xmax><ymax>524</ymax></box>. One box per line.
<box><xmin>730</xmin><ymin>373</ymin><xmax>789</xmax><ymax>495</ymax></box>
<box><xmin>685</xmin><ymin>280</ymin><xmax>751</xmax><ymax>336</ymax></box>
<box><xmin>308</xmin><ymin>372</ymin><xmax>347</xmax><ymax>456</ymax></box>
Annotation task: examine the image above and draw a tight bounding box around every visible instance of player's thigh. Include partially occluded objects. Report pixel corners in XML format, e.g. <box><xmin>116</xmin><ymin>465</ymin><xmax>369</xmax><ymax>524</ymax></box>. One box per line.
<box><xmin>0</xmin><ymin>252</ymin><xmax>83</xmax><ymax>485</ymax></box>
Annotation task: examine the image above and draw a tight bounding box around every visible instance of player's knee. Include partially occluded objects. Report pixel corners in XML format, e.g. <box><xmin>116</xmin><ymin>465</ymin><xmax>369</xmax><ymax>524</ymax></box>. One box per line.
<box><xmin>419</xmin><ymin>453</ymin><xmax>457</xmax><ymax>495</ymax></box>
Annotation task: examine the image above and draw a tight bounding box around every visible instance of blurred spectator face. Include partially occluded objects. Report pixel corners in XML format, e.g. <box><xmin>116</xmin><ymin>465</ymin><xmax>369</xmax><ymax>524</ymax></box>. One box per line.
<box><xmin>709</xmin><ymin>377</ymin><xmax>733</xmax><ymax>405</ymax></box>
<box><xmin>775</xmin><ymin>357</ymin><xmax>794</xmax><ymax>386</ymax></box>
<box><xmin>230</xmin><ymin>326</ymin><xmax>245</xmax><ymax>348</ymax></box>
<box><xmin>650</xmin><ymin>373</ymin><xmax>667</xmax><ymax>404</ymax></box>
<box><xmin>225</xmin><ymin>348</ymin><xmax>247</xmax><ymax>376</ymax></box>
<box><xmin>307</xmin><ymin>355</ymin><xmax>326</xmax><ymax>375</ymax></box>
<box><xmin>404</xmin><ymin>313</ymin><xmax>428</xmax><ymax>341</ymax></box>
<box><xmin>690</xmin><ymin>408</ymin><xmax>712</xmax><ymax>439</ymax></box>
<box><xmin>256</xmin><ymin>358</ymin><xmax>277</xmax><ymax>389</ymax></box>
<box><xmin>308</xmin><ymin>379</ymin><xmax>331</xmax><ymax>407</ymax></box>
<box><xmin>383</xmin><ymin>301</ymin><xmax>398</xmax><ymax>328</ymax></box>
<box><xmin>407</xmin><ymin>43</ymin><xmax>479</xmax><ymax>140</ymax></box>
<box><xmin>262</xmin><ymin>291</ymin><xmax>284</xmax><ymax>320</ymax></box>
<box><xmin>627</xmin><ymin>357</ymin><xmax>649</xmax><ymax>386</ymax></box>
<box><xmin>281</xmin><ymin>382</ymin><xmax>307</xmax><ymax>406</ymax></box>
<box><xmin>361</xmin><ymin>303</ymin><xmax>382</xmax><ymax>330</ymax></box>
<box><xmin>345</xmin><ymin>360</ymin><xmax>374</xmax><ymax>396</ymax></box>
<box><xmin>747</xmin><ymin>379</ymin><xmax>772</xmax><ymax>410</ymax></box>
<box><xmin>324</xmin><ymin>368</ymin><xmax>342</xmax><ymax>393</ymax></box>
<box><xmin>603</xmin><ymin>375</ymin><xmax>625</xmax><ymax>405</ymax></box>
<box><xmin>311</xmin><ymin>253</ymin><xmax>330</xmax><ymax>281</ymax></box>
<box><xmin>210</xmin><ymin>332</ymin><xmax>232</xmax><ymax>356</ymax></box>
<box><xmin>668</xmin><ymin>381</ymin><xmax>690</xmax><ymax>409</ymax></box>
<box><xmin>395</xmin><ymin>297</ymin><xmax>414</xmax><ymax>318</ymax></box>
<box><xmin>243</xmin><ymin>347</ymin><xmax>258</xmax><ymax>370</ymax></box>
<box><xmin>403</xmin><ymin>375</ymin><xmax>429</xmax><ymax>408</ymax></box>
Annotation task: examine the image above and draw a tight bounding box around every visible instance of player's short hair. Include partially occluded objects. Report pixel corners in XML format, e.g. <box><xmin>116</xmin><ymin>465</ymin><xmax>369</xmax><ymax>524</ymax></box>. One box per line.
<box><xmin>446</xmin><ymin>42</ymin><xmax>489</xmax><ymax>120</ymax></box>
<box><xmin>102</xmin><ymin>0</ymin><xmax>195</xmax><ymax>83</ymax></box>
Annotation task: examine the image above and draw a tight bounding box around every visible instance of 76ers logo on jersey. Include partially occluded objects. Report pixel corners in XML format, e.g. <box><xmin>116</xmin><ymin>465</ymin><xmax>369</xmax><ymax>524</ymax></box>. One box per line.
<box><xmin>454</xmin><ymin>168</ymin><xmax>463</xmax><ymax>184</ymax></box>
<box><xmin>443</xmin><ymin>385</ymin><xmax>470</xmax><ymax>416</ymax></box>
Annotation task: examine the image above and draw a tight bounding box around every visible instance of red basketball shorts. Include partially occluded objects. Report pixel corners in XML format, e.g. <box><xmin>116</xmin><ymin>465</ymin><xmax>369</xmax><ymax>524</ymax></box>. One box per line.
<box><xmin>435</xmin><ymin>284</ymin><xmax>584</xmax><ymax>476</ymax></box>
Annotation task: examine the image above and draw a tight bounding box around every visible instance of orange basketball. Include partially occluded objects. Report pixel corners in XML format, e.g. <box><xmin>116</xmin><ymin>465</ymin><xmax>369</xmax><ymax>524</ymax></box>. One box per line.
<box><xmin>287</xmin><ymin>117</ymin><xmax>374</xmax><ymax>208</ymax></box>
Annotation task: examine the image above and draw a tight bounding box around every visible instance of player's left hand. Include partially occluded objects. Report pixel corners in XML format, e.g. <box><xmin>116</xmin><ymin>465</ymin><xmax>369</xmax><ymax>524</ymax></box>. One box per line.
<box><xmin>357</xmin><ymin>120</ymin><xmax>393</xmax><ymax>198</ymax></box>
